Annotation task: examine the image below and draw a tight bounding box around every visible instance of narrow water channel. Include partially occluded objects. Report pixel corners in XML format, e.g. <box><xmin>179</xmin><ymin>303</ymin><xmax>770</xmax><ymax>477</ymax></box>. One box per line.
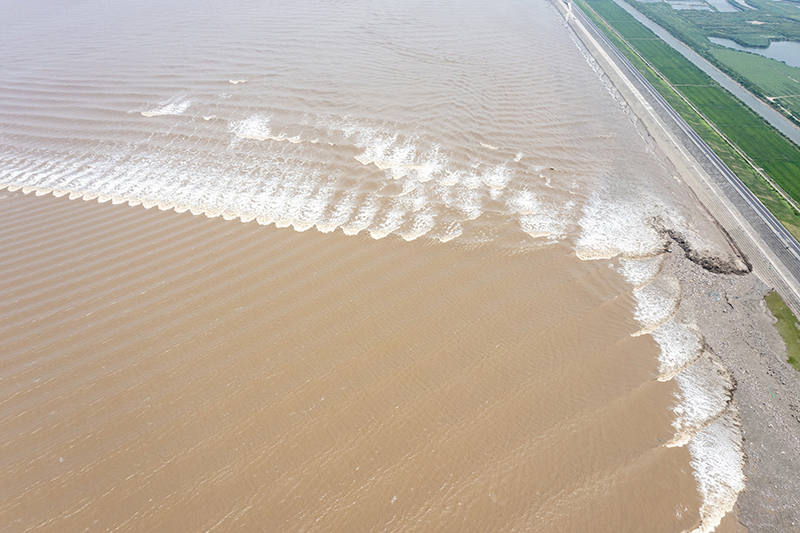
<box><xmin>609</xmin><ymin>0</ymin><xmax>800</xmax><ymax>145</ymax></box>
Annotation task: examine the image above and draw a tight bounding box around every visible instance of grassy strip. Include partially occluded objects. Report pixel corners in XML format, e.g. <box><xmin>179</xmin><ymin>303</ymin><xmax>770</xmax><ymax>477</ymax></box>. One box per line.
<box><xmin>765</xmin><ymin>291</ymin><xmax>800</xmax><ymax>370</ymax></box>
<box><xmin>575</xmin><ymin>0</ymin><xmax>800</xmax><ymax>240</ymax></box>
<box><xmin>708</xmin><ymin>47</ymin><xmax>800</xmax><ymax>125</ymax></box>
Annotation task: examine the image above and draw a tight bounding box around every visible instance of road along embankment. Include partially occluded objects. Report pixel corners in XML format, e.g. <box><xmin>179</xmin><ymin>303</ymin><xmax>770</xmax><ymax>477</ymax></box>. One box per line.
<box><xmin>551</xmin><ymin>0</ymin><xmax>800</xmax><ymax>319</ymax></box>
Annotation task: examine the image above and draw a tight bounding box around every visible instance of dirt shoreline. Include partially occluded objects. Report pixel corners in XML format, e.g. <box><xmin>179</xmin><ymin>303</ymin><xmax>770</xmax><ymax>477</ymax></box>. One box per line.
<box><xmin>668</xmin><ymin>241</ymin><xmax>800</xmax><ymax>532</ymax></box>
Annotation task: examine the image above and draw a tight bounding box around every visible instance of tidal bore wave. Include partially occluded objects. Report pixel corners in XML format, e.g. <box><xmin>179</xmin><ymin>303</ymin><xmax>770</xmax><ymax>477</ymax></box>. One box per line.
<box><xmin>0</xmin><ymin>122</ymin><xmax>747</xmax><ymax>532</ymax></box>
<box><xmin>0</xmin><ymin>80</ymin><xmax>744</xmax><ymax>533</ymax></box>
<box><xmin>0</xmin><ymin>0</ymin><xmax>752</xmax><ymax>529</ymax></box>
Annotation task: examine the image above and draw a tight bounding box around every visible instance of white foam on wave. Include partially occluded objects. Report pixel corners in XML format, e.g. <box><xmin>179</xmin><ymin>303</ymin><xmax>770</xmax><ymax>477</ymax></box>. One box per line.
<box><xmin>317</xmin><ymin>190</ymin><xmax>359</xmax><ymax>233</ymax></box>
<box><xmin>445</xmin><ymin>187</ymin><xmax>483</xmax><ymax>221</ymax></box>
<box><xmin>341</xmin><ymin>196</ymin><xmax>380</xmax><ymax>236</ymax></box>
<box><xmin>354</xmin><ymin>134</ymin><xmax>414</xmax><ymax>171</ymax></box>
<box><xmin>415</xmin><ymin>145</ymin><xmax>447</xmax><ymax>184</ymax></box>
<box><xmin>369</xmin><ymin>198</ymin><xmax>407</xmax><ymax>240</ymax></box>
<box><xmin>297</xmin><ymin>185</ymin><xmax>335</xmax><ymax>231</ymax></box>
<box><xmin>432</xmin><ymin>220</ymin><xmax>463</xmax><ymax>243</ymax></box>
<box><xmin>438</xmin><ymin>170</ymin><xmax>461</xmax><ymax>187</ymax></box>
<box><xmin>231</xmin><ymin>115</ymin><xmax>273</xmax><ymax>141</ymax></box>
<box><xmin>400</xmin><ymin>210</ymin><xmax>437</xmax><ymax>241</ymax></box>
<box><xmin>351</xmin><ymin>132</ymin><xmax>447</xmax><ymax>185</ymax></box>
<box><xmin>329</xmin><ymin>118</ymin><xmax>451</xmax><ymax>183</ymax></box>
<box><xmin>616</xmin><ymin>250</ymin><xmax>744</xmax><ymax>532</ymax></box>
<box><xmin>630</xmin><ymin>275</ymin><xmax>681</xmax><ymax>336</ymax></box>
<box><xmin>460</xmin><ymin>169</ymin><xmax>483</xmax><ymax>190</ymax></box>
<box><xmin>650</xmin><ymin>318</ymin><xmax>703</xmax><ymax>381</ymax></box>
<box><xmin>575</xmin><ymin>189</ymin><xmax>666</xmax><ymax>260</ymax></box>
<box><xmin>4</xmin><ymin>139</ymin><xmax>467</xmax><ymax>244</ymax></box>
<box><xmin>481</xmin><ymin>164</ymin><xmax>511</xmax><ymax>190</ymax></box>
<box><xmin>397</xmin><ymin>180</ymin><xmax>419</xmax><ymax>197</ymax></box>
<box><xmin>1</xmin><ymin>113</ymin><xmax>591</xmax><ymax>247</ymax></box>
<box><xmin>2</xmin><ymin>136</ymin><xmax>552</xmax><ymax>247</ymax></box>
<box><xmin>141</xmin><ymin>99</ymin><xmax>191</xmax><ymax>117</ymax></box>
<box><xmin>506</xmin><ymin>189</ymin><xmax>572</xmax><ymax>240</ymax></box>
<box><xmin>229</xmin><ymin>79</ymin><xmax>247</xmax><ymax>84</ymax></box>
<box><xmin>618</xmin><ymin>255</ymin><xmax>663</xmax><ymax>288</ymax></box>
<box><xmin>506</xmin><ymin>189</ymin><xmax>538</xmax><ymax>215</ymax></box>
<box><xmin>670</xmin><ymin>354</ymin><xmax>734</xmax><ymax>447</ymax></box>
<box><xmin>622</xmin><ymin>266</ymin><xmax>745</xmax><ymax>532</ymax></box>
<box><xmin>688</xmin><ymin>413</ymin><xmax>746</xmax><ymax>533</ymax></box>
<box><xmin>229</xmin><ymin>115</ymin><xmax>304</xmax><ymax>144</ymax></box>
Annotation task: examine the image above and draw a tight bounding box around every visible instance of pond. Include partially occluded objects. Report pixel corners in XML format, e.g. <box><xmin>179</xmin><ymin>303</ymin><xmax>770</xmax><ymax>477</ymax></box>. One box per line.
<box><xmin>709</xmin><ymin>36</ymin><xmax>800</xmax><ymax>69</ymax></box>
<box><xmin>705</xmin><ymin>0</ymin><xmax>740</xmax><ymax>11</ymax></box>
<box><xmin>669</xmin><ymin>1</ymin><xmax>713</xmax><ymax>9</ymax></box>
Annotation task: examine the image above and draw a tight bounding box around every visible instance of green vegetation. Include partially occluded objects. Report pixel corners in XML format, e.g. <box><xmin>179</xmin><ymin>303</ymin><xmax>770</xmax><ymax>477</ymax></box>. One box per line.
<box><xmin>576</xmin><ymin>0</ymin><xmax>800</xmax><ymax>240</ymax></box>
<box><xmin>765</xmin><ymin>290</ymin><xmax>800</xmax><ymax>370</ymax></box>
<box><xmin>710</xmin><ymin>47</ymin><xmax>800</xmax><ymax>121</ymax></box>
<box><xmin>629</xmin><ymin>0</ymin><xmax>800</xmax><ymax>125</ymax></box>
<box><xmin>682</xmin><ymin>0</ymin><xmax>800</xmax><ymax>48</ymax></box>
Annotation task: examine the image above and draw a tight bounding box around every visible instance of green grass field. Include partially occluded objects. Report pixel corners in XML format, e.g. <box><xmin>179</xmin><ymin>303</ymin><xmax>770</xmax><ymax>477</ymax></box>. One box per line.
<box><xmin>765</xmin><ymin>291</ymin><xmax>800</xmax><ymax>370</ymax></box>
<box><xmin>710</xmin><ymin>48</ymin><xmax>800</xmax><ymax>121</ymax></box>
<box><xmin>576</xmin><ymin>0</ymin><xmax>800</xmax><ymax>240</ymax></box>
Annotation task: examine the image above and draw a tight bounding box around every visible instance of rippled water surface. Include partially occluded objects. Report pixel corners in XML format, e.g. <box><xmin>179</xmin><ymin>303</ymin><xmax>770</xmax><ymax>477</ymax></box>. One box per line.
<box><xmin>0</xmin><ymin>0</ymin><xmax>745</xmax><ymax>531</ymax></box>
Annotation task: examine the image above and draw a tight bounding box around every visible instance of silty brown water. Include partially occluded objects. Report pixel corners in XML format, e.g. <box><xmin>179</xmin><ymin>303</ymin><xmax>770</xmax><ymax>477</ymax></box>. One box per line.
<box><xmin>0</xmin><ymin>0</ymin><xmax>746</xmax><ymax>530</ymax></box>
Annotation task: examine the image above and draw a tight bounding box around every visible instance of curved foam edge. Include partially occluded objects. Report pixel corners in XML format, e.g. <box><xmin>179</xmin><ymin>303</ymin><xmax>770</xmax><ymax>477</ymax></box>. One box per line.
<box><xmin>651</xmin><ymin>318</ymin><xmax>703</xmax><ymax>382</ymax></box>
<box><xmin>574</xmin><ymin>191</ymin><xmax>668</xmax><ymax>261</ymax></box>
<box><xmin>629</xmin><ymin>274</ymin><xmax>682</xmax><ymax>336</ymax></box>
<box><xmin>619</xmin><ymin>255</ymin><xmax>665</xmax><ymax>289</ymax></box>
<box><xmin>619</xmin><ymin>252</ymin><xmax>745</xmax><ymax>533</ymax></box>
<box><xmin>668</xmin><ymin>353</ymin><xmax>735</xmax><ymax>447</ymax></box>
<box><xmin>0</xmin><ymin>183</ymin><xmax>471</xmax><ymax>244</ymax></box>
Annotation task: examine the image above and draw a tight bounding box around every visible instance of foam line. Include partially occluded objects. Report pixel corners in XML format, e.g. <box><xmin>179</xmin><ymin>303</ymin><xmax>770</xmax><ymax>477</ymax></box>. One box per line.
<box><xmin>576</xmin><ymin>191</ymin><xmax>666</xmax><ymax>260</ymax></box>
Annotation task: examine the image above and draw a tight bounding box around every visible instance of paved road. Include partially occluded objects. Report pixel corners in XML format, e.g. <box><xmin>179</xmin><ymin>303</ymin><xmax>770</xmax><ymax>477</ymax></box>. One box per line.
<box><xmin>564</xmin><ymin>0</ymin><xmax>800</xmax><ymax>312</ymax></box>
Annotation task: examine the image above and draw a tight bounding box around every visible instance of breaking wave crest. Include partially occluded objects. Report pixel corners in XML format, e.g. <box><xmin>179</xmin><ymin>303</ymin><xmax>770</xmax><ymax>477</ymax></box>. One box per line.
<box><xmin>141</xmin><ymin>98</ymin><xmax>192</xmax><ymax>117</ymax></box>
<box><xmin>0</xmin><ymin>111</ymin><xmax>580</xmax><ymax>246</ymax></box>
<box><xmin>689</xmin><ymin>414</ymin><xmax>747</xmax><ymax>533</ymax></box>
<box><xmin>562</xmin><ymin>21</ymin><xmax>748</xmax><ymax>528</ymax></box>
